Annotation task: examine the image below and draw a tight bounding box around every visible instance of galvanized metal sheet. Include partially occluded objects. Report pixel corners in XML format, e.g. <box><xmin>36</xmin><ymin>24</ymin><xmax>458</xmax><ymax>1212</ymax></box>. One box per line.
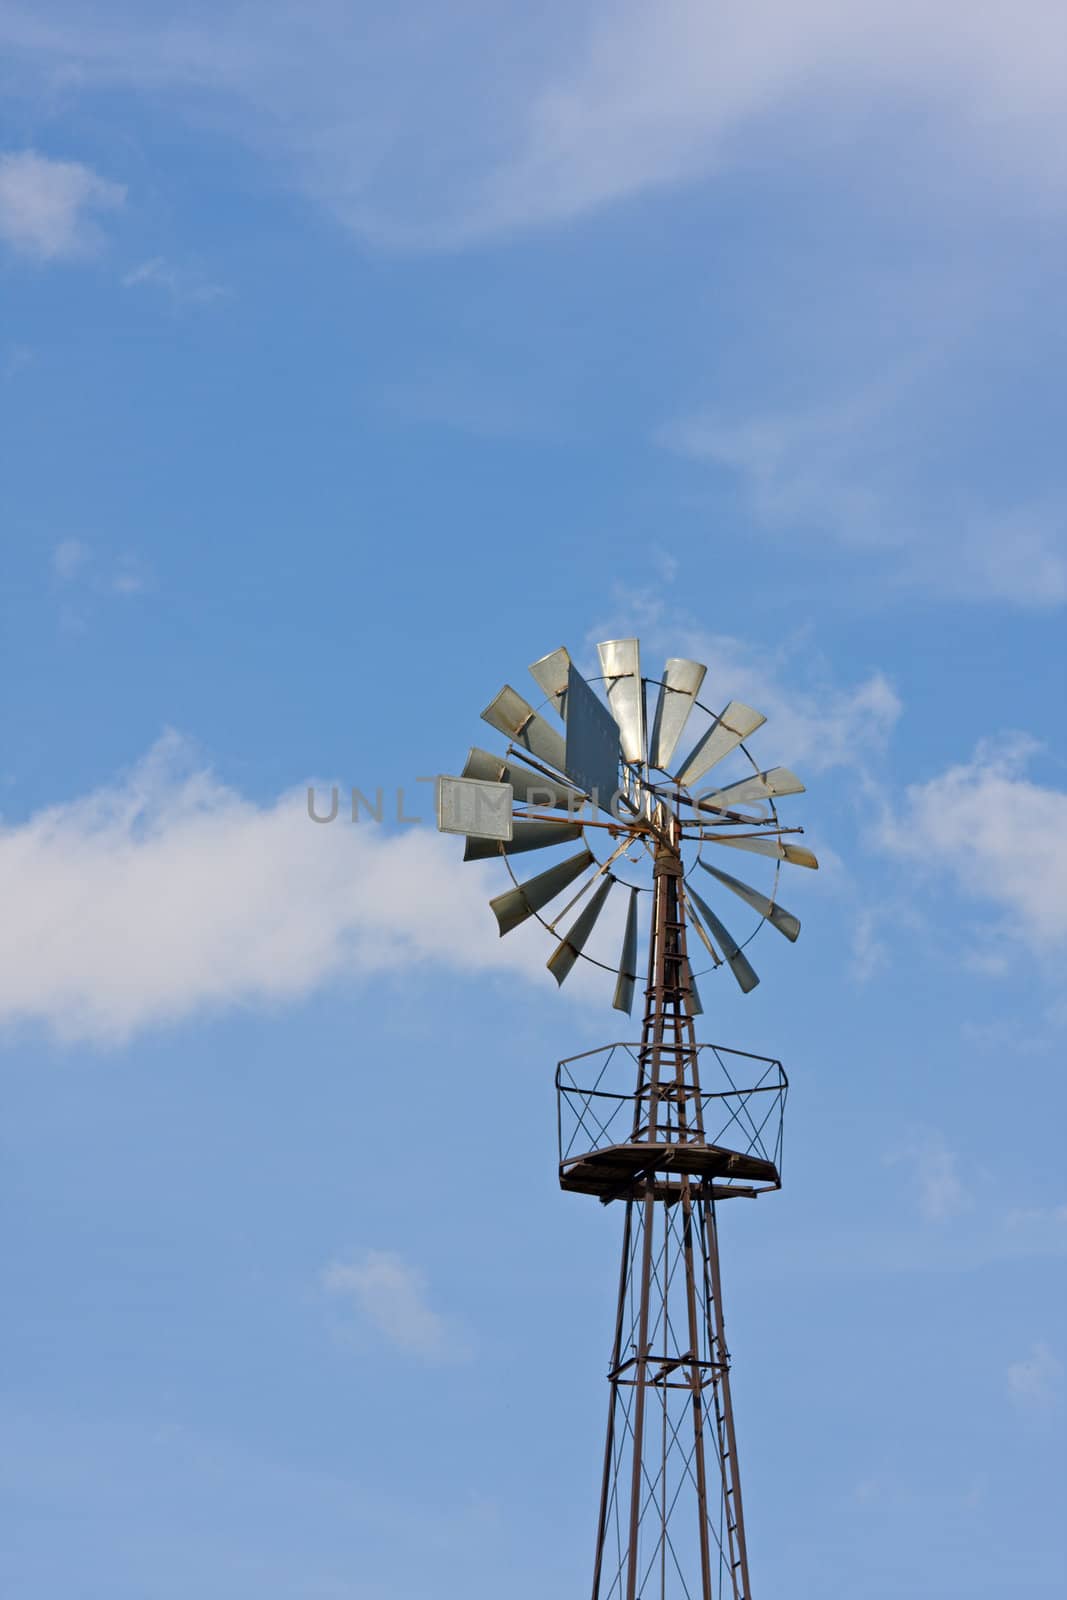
<box><xmin>698</xmin><ymin>860</ymin><xmax>800</xmax><ymax>942</ymax></box>
<box><xmin>686</xmin><ymin>884</ymin><xmax>760</xmax><ymax>994</ymax></box>
<box><xmin>676</xmin><ymin>701</ymin><xmax>766</xmax><ymax>788</ymax></box>
<box><xmin>490</xmin><ymin>847</ymin><xmax>594</xmax><ymax>936</ymax></box>
<box><xmin>462</xmin><ymin>746</ymin><xmax>578</xmax><ymax>811</ymax></box>
<box><xmin>612</xmin><ymin>886</ymin><xmax>640</xmax><ymax>1015</ymax></box>
<box><xmin>528</xmin><ymin>646</ymin><xmax>572</xmax><ymax>720</ymax></box>
<box><xmin>649</xmin><ymin>657</ymin><xmax>707</xmax><ymax>772</ymax></box>
<box><xmin>597</xmin><ymin>638</ymin><xmax>646</xmax><ymax>766</ymax></box>
<box><xmin>436</xmin><ymin>775</ymin><xmax>513</xmax><ymax>840</ymax></box>
<box><xmin>481</xmin><ymin>685</ymin><xmax>567</xmax><ymax>773</ymax></box>
<box><xmin>464</xmin><ymin>818</ymin><xmax>582</xmax><ymax>862</ymax></box>
<box><xmin>683</xmin><ymin>887</ymin><xmax>721</xmax><ymax>967</ymax></box>
<box><xmin>684</xmin><ymin>959</ymin><xmax>703</xmax><ymax>1016</ymax></box>
<box><xmin>547</xmin><ymin>874</ymin><xmax>615</xmax><ymax>987</ymax></box>
<box><xmin>704</xmin><ymin>834</ymin><xmax>818</xmax><ymax>870</ymax></box>
<box><xmin>564</xmin><ymin>663</ymin><xmax>621</xmax><ymax>816</ymax></box>
<box><xmin>698</xmin><ymin>765</ymin><xmax>805</xmax><ymax>812</ymax></box>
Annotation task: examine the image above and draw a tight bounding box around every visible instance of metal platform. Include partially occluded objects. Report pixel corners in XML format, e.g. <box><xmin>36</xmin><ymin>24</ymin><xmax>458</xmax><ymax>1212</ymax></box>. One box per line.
<box><xmin>556</xmin><ymin>1041</ymin><xmax>787</xmax><ymax>1205</ymax></box>
<box><xmin>560</xmin><ymin>1139</ymin><xmax>780</xmax><ymax>1200</ymax></box>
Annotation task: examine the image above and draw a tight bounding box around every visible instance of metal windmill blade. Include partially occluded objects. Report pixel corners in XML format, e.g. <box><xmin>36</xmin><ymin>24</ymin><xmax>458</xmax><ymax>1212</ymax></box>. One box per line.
<box><xmin>612</xmin><ymin>886</ymin><xmax>641</xmax><ymax>1014</ymax></box>
<box><xmin>649</xmin><ymin>657</ymin><xmax>707</xmax><ymax>773</ymax></box>
<box><xmin>686</xmin><ymin>883</ymin><xmax>760</xmax><ymax>994</ymax></box>
<box><xmin>698</xmin><ymin>859</ymin><xmax>801</xmax><ymax>942</ymax></box>
<box><xmin>597</xmin><ymin>639</ymin><xmax>645</xmax><ymax>766</ymax></box>
<box><xmin>698</xmin><ymin>765</ymin><xmax>805</xmax><ymax>812</ymax></box>
<box><xmin>703</xmin><ymin>833</ymin><xmax>818</xmax><ymax>870</ymax></box>
<box><xmin>681</xmin><ymin>886</ymin><xmax>721</xmax><ymax>968</ymax></box>
<box><xmin>529</xmin><ymin>646</ymin><xmax>572</xmax><ymax>720</ymax></box>
<box><xmin>464</xmin><ymin>819</ymin><xmax>584</xmax><ymax>862</ymax></box>
<box><xmin>676</xmin><ymin>701</ymin><xmax>766</xmax><ymax>788</ymax></box>
<box><xmin>490</xmin><ymin>847</ymin><xmax>595</xmax><ymax>936</ymax></box>
<box><xmin>547</xmin><ymin>874</ymin><xmax>616</xmax><ymax>986</ymax></box>
<box><xmin>462</xmin><ymin>746</ymin><xmax>580</xmax><ymax>811</ymax></box>
<box><xmin>482</xmin><ymin>685</ymin><xmax>567</xmax><ymax>773</ymax></box>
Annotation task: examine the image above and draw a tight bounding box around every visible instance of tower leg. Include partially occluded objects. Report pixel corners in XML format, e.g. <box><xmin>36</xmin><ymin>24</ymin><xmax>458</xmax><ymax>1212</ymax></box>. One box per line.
<box><xmin>591</xmin><ymin>1199</ymin><xmax>634</xmax><ymax>1600</ymax></box>
<box><xmin>590</xmin><ymin>1190</ymin><xmax>752</xmax><ymax>1599</ymax></box>
<box><xmin>703</xmin><ymin>1200</ymin><xmax>751</xmax><ymax>1599</ymax></box>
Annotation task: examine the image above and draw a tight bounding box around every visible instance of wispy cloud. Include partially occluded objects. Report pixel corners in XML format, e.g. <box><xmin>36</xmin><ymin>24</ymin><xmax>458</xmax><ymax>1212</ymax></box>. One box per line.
<box><xmin>961</xmin><ymin>1004</ymin><xmax>1066</xmax><ymax>1054</ymax></box>
<box><xmin>463</xmin><ymin>0</ymin><xmax>1067</xmax><ymax>237</ymax></box>
<box><xmin>2</xmin><ymin>3</ymin><xmax>1066</xmax><ymax>245</ymax></box>
<box><xmin>876</xmin><ymin>735</ymin><xmax>1067</xmax><ymax>952</ymax></box>
<box><xmin>886</xmin><ymin>1129</ymin><xmax>970</xmax><ymax>1224</ymax></box>
<box><xmin>123</xmin><ymin>256</ymin><xmax>227</xmax><ymax>307</ymax></box>
<box><xmin>49</xmin><ymin>540</ymin><xmax>152</xmax><ymax>606</ymax></box>
<box><xmin>52</xmin><ymin>538</ymin><xmax>89</xmax><ymax>581</ymax></box>
<box><xmin>0</xmin><ymin>149</ymin><xmax>124</xmax><ymax>259</ymax></box>
<box><xmin>110</xmin><ymin>568</ymin><xmax>147</xmax><ymax>595</ymax></box>
<box><xmin>1007</xmin><ymin>1342</ymin><xmax>1063</xmax><ymax>1410</ymax></box>
<box><xmin>661</xmin><ymin>394</ymin><xmax>1067</xmax><ymax>610</ymax></box>
<box><xmin>851</xmin><ymin>907</ymin><xmax>889</xmax><ymax>984</ymax></box>
<box><xmin>321</xmin><ymin>1251</ymin><xmax>468</xmax><ymax>1363</ymax></box>
<box><xmin>1002</xmin><ymin>1202</ymin><xmax>1067</xmax><ymax>1252</ymax></box>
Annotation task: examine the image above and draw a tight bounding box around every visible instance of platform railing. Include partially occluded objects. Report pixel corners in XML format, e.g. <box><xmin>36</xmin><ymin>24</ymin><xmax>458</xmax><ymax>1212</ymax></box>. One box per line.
<box><xmin>556</xmin><ymin>1042</ymin><xmax>787</xmax><ymax>1176</ymax></box>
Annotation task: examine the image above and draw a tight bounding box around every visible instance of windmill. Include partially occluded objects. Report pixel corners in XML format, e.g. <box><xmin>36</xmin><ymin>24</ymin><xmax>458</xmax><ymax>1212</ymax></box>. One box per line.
<box><xmin>436</xmin><ymin>638</ymin><xmax>814</xmax><ymax>1600</ymax></box>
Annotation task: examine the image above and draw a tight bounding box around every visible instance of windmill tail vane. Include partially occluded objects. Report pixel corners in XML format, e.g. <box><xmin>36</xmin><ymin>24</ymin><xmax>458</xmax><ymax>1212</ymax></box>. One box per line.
<box><xmin>436</xmin><ymin>637</ymin><xmax>812</xmax><ymax>1599</ymax></box>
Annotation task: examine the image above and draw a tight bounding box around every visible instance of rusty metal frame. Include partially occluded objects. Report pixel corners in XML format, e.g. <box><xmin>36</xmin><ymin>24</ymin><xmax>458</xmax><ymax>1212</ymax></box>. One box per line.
<box><xmin>564</xmin><ymin>815</ymin><xmax>781</xmax><ymax>1599</ymax></box>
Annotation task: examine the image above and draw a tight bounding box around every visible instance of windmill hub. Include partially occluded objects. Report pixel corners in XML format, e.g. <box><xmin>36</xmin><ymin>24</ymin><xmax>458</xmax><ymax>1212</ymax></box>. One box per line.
<box><xmin>437</xmin><ymin>638</ymin><xmax>813</xmax><ymax>1600</ymax></box>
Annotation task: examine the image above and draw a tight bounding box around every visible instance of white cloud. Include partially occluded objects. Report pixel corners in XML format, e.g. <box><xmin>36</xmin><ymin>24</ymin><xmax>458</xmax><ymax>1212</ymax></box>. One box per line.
<box><xmin>1</xmin><ymin>3</ymin><xmax>1065</xmax><ymax>245</ymax></box>
<box><xmin>961</xmin><ymin>1005</ymin><xmax>1065</xmax><ymax>1054</ymax></box>
<box><xmin>886</xmin><ymin>1129</ymin><xmax>970</xmax><ymax>1224</ymax></box>
<box><xmin>123</xmin><ymin>256</ymin><xmax>226</xmax><ymax>306</ymax></box>
<box><xmin>0</xmin><ymin>150</ymin><xmax>124</xmax><ymax>259</ymax></box>
<box><xmin>1003</xmin><ymin>1202</ymin><xmax>1067</xmax><ymax>1243</ymax></box>
<box><xmin>49</xmin><ymin>541</ymin><xmax>153</xmax><ymax>607</ymax></box>
<box><xmin>877</xmin><ymin>736</ymin><xmax>1067</xmax><ymax>950</ymax></box>
<box><xmin>1007</xmin><ymin>1342</ymin><xmax>1063</xmax><ymax>1409</ymax></box>
<box><xmin>662</xmin><ymin>396</ymin><xmax>1067</xmax><ymax>610</ymax></box>
<box><xmin>851</xmin><ymin>907</ymin><xmax>888</xmax><ymax>984</ymax></box>
<box><xmin>0</xmin><ymin>734</ymin><xmax>557</xmax><ymax>1043</ymax></box>
<box><xmin>111</xmin><ymin>569</ymin><xmax>146</xmax><ymax>595</ymax></box>
<box><xmin>321</xmin><ymin>1250</ymin><xmax>466</xmax><ymax>1363</ymax></box>
<box><xmin>955</xmin><ymin>506</ymin><xmax>1067</xmax><ymax>609</ymax></box>
<box><xmin>661</xmin><ymin>394</ymin><xmax>905</xmax><ymax>554</ymax></box>
<box><xmin>52</xmin><ymin>538</ymin><xmax>89</xmax><ymax>581</ymax></box>
<box><xmin>472</xmin><ymin>0</ymin><xmax>1067</xmax><ymax>236</ymax></box>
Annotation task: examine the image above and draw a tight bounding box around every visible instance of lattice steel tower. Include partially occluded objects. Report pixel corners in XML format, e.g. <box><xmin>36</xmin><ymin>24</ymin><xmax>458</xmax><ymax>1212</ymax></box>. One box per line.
<box><xmin>437</xmin><ymin>638</ymin><xmax>809</xmax><ymax>1598</ymax></box>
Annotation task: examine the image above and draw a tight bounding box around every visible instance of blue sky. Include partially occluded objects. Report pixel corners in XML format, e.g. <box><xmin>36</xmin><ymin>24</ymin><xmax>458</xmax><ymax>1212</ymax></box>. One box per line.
<box><xmin>1</xmin><ymin>4</ymin><xmax>1065</xmax><ymax>1595</ymax></box>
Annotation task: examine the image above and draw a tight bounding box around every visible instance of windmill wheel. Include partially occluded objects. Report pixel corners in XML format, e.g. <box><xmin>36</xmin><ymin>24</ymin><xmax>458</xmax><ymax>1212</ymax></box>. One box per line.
<box><xmin>436</xmin><ymin>638</ymin><xmax>817</xmax><ymax>1011</ymax></box>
